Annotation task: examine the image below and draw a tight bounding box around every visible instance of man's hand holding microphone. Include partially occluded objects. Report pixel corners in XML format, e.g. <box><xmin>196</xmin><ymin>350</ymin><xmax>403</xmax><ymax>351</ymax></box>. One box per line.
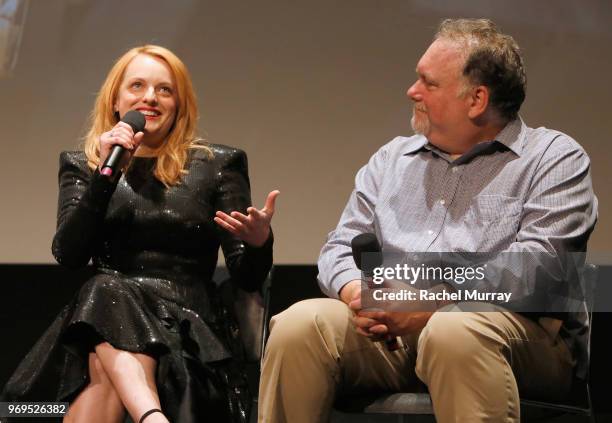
<box><xmin>344</xmin><ymin>233</ymin><xmax>434</xmax><ymax>349</ymax></box>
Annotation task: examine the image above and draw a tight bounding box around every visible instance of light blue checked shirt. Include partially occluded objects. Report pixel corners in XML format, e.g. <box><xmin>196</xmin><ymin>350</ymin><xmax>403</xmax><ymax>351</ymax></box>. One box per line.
<box><xmin>318</xmin><ymin>118</ymin><xmax>598</xmax><ymax>377</ymax></box>
<box><xmin>318</xmin><ymin>118</ymin><xmax>598</xmax><ymax>299</ymax></box>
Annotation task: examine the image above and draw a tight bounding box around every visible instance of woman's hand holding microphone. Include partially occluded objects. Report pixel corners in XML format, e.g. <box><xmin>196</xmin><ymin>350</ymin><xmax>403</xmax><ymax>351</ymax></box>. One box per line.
<box><xmin>99</xmin><ymin>122</ymin><xmax>144</xmax><ymax>166</ymax></box>
<box><xmin>98</xmin><ymin>111</ymin><xmax>146</xmax><ymax>176</ymax></box>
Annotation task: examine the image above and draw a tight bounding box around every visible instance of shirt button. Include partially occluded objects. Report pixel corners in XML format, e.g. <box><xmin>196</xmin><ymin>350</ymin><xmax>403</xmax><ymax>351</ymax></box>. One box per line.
<box><xmin>428</xmin><ymin>230</ymin><xmax>434</xmax><ymax>235</ymax></box>
<box><xmin>439</xmin><ymin>199</ymin><xmax>446</xmax><ymax>205</ymax></box>
<box><xmin>452</xmin><ymin>167</ymin><xmax>458</xmax><ymax>173</ymax></box>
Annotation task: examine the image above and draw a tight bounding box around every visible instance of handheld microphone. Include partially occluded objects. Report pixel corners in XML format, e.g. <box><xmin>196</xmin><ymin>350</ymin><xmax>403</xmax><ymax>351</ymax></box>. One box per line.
<box><xmin>351</xmin><ymin>233</ymin><xmax>399</xmax><ymax>351</ymax></box>
<box><xmin>351</xmin><ymin>233</ymin><xmax>383</xmax><ymax>287</ymax></box>
<box><xmin>100</xmin><ymin>110</ymin><xmax>146</xmax><ymax>178</ymax></box>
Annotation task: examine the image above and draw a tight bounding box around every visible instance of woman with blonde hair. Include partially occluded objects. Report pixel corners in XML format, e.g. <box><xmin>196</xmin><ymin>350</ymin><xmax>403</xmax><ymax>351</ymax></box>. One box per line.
<box><xmin>2</xmin><ymin>45</ymin><xmax>278</xmax><ymax>423</ymax></box>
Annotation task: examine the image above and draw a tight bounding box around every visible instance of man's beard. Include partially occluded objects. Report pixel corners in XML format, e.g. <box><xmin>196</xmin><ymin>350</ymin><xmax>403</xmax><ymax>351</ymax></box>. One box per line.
<box><xmin>411</xmin><ymin>106</ymin><xmax>430</xmax><ymax>135</ymax></box>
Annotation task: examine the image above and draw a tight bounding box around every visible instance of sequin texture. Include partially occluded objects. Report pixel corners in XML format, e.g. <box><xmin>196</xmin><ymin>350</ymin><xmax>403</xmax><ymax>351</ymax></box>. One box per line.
<box><xmin>2</xmin><ymin>144</ymin><xmax>273</xmax><ymax>422</ymax></box>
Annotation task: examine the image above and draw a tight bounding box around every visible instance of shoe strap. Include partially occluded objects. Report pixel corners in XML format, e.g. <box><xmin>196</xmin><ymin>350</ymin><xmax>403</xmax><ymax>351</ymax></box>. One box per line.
<box><xmin>139</xmin><ymin>408</ymin><xmax>163</xmax><ymax>423</ymax></box>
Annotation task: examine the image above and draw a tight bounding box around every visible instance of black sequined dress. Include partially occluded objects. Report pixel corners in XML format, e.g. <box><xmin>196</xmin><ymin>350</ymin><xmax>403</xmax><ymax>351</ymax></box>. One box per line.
<box><xmin>2</xmin><ymin>144</ymin><xmax>272</xmax><ymax>422</ymax></box>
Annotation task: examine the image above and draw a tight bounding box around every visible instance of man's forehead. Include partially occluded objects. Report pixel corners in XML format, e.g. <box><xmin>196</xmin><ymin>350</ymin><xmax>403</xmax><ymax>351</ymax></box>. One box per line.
<box><xmin>416</xmin><ymin>39</ymin><xmax>464</xmax><ymax>75</ymax></box>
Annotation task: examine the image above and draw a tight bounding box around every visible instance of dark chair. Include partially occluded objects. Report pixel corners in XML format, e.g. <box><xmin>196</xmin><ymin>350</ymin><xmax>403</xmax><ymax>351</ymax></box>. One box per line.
<box><xmin>214</xmin><ymin>267</ymin><xmax>268</xmax><ymax>364</ymax></box>
<box><xmin>213</xmin><ymin>266</ymin><xmax>275</xmax><ymax>423</ymax></box>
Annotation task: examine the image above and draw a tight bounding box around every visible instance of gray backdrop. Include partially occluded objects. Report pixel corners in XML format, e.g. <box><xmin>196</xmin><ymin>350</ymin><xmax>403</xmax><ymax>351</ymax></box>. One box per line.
<box><xmin>1</xmin><ymin>0</ymin><xmax>610</xmax><ymax>264</ymax></box>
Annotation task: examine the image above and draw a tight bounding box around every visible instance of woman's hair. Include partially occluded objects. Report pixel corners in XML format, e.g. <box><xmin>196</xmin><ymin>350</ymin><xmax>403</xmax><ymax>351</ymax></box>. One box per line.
<box><xmin>83</xmin><ymin>45</ymin><xmax>211</xmax><ymax>186</ymax></box>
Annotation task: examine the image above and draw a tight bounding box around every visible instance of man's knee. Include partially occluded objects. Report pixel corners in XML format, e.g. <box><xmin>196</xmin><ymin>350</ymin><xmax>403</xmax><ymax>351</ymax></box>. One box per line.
<box><xmin>417</xmin><ymin>311</ymin><xmax>505</xmax><ymax>365</ymax></box>
<box><xmin>266</xmin><ymin>298</ymin><xmax>351</xmax><ymax>357</ymax></box>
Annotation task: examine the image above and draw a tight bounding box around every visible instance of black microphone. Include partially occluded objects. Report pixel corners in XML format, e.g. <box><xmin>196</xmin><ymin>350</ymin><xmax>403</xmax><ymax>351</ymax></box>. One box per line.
<box><xmin>351</xmin><ymin>233</ymin><xmax>383</xmax><ymax>287</ymax></box>
<box><xmin>100</xmin><ymin>110</ymin><xmax>146</xmax><ymax>178</ymax></box>
<box><xmin>351</xmin><ymin>233</ymin><xmax>399</xmax><ymax>351</ymax></box>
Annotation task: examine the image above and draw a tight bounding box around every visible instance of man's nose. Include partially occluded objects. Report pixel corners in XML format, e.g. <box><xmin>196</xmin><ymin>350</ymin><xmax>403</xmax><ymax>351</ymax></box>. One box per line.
<box><xmin>406</xmin><ymin>80</ymin><xmax>421</xmax><ymax>101</ymax></box>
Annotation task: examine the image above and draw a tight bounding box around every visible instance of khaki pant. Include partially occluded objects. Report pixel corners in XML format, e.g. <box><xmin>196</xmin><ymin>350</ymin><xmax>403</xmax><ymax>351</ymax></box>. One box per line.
<box><xmin>258</xmin><ymin>299</ymin><xmax>574</xmax><ymax>423</ymax></box>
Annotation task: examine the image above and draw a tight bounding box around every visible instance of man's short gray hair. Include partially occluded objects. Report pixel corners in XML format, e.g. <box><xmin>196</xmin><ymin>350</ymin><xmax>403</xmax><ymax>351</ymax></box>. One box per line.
<box><xmin>435</xmin><ymin>18</ymin><xmax>526</xmax><ymax>121</ymax></box>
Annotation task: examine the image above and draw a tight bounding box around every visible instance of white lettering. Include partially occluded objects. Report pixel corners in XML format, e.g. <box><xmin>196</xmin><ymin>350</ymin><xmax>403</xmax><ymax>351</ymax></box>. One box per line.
<box><xmin>373</xmin><ymin>267</ymin><xmax>384</xmax><ymax>284</ymax></box>
<box><xmin>464</xmin><ymin>291</ymin><xmax>512</xmax><ymax>302</ymax></box>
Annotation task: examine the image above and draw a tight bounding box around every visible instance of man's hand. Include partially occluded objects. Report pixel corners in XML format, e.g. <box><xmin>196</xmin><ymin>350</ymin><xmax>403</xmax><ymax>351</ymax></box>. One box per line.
<box><xmin>341</xmin><ymin>280</ymin><xmax>434</xmax><ymax>338</ymax></box>
<box><xmin>345</xmin><ymin>283</ymin><xmax>434</xmax><ymax>338</ymax></box>
<box><xmin>215</xmin><ymin>190</ymin><xmax>280</xmax><ymax>247</ymax></box>
<box><xmin>355</xmin><ymin>310</ymin><xmax>434</xmax><ymax>338</ymax></box>
<box><xmin>340</xmin><ymin>280</ymin><xmax>387</xmax><ymax>340</ymax></box>
<box><xmin>339</xmin><ymin>280</ymin><xmax>362</xmax><ymax>305</ymax></box>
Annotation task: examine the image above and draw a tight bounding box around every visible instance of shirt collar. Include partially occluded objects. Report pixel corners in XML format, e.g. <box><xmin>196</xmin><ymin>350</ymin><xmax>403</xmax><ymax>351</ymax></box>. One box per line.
<box><xmin>400</xmin><ymin>116</ymin><xmax>526</xmax><ymax>158</ymax></box>
<box><xmin>493</xmin><ymin>116</ymin><xmax>525</xmax><ymax>156</ymax></box>
<box><xmin>400</xmin><ymin>136</ymin><xmax>429</xmax><ymax>155</ymax></box>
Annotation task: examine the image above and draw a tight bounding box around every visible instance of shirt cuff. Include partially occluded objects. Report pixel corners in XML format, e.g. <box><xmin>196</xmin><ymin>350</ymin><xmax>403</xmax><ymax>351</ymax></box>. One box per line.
<box><xmin>243</xmin><ymin>228</ymin><xmax>274</xmax><ymax>257</ymax></box>
<box><xmin>329</xmin><ymin>268</ymin><xmax>363</xmax><ymax>299</ymax></box>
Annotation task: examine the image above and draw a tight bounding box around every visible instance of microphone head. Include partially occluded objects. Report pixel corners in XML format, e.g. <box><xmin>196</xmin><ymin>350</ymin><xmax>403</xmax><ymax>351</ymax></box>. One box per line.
<box><xmin>121</xmin><ymin>110</ymin><xmax>146</xmax><ymax>133</ymax></box>
<box><xmin>351</xmin><ymin>233</ymin><xmax>382</xmax><ymax>272</ymax></box>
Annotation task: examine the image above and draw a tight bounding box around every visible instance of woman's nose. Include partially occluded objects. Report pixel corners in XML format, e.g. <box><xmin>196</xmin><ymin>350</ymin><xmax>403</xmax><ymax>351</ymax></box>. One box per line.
<box><xmin>142</xmin><ymin>86</ymin><xmax>157</xmax><ymax>104</ymax></box>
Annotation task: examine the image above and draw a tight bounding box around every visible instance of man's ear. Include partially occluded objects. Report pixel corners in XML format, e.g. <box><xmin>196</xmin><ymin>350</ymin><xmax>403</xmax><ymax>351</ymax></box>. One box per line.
<box><xmin>467</xmin><ymin>85</ymin><xmax>490</xmax><ymax>119</ymax></box>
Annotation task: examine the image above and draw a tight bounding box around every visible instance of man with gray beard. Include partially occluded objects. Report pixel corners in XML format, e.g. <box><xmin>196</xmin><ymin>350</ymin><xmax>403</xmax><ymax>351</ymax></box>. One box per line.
<box><xmin>258</xmin><ymin>18</ymin><xmax>597</xmax><ymax>423</ymax></box>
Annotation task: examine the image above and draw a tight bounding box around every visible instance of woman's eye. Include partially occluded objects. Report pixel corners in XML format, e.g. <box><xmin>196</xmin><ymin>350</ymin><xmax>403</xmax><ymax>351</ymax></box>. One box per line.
<box><xmin>131</xmin><ymin>81</ymin><xmax>142</xmax><ymax>89</ymax></box>
<box><xmin>159</xmin><ymin>86</ymin><xmax>172</xmax><ymax>94</ymax></box>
